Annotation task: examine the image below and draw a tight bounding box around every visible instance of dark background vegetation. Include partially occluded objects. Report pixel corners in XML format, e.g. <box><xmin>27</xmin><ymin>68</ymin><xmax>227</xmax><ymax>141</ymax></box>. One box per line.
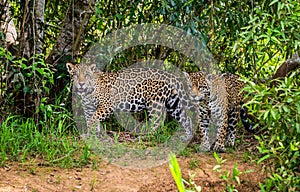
<box><xmin>0</xmin><ymin>0</ymin><xmax>299</xmax><ymax>191</ymax></box>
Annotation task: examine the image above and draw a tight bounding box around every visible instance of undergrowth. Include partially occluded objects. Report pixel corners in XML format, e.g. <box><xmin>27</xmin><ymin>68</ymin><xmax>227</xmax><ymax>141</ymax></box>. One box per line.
<box><xmin>0</xmin><ymin>116</ymin><xmax>93</xmax><ymax>168</ymax></box>
<box><xmin>244</xmin><ymin>72</ymin><xmax>300</xmax><ymax>191</ymax></box>
<box><xmin>0</xmin><ymin>50</ymin><xmax>95</xmax><ymax>168</ymax></box>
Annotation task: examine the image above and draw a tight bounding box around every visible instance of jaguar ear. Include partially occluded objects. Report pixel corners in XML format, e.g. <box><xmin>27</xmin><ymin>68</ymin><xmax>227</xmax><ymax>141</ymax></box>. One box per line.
<box><xmin>205</xmin><ymin>74</ymin><xmax>212</xmax><ymax>81</ymax></box>
<box><xmin>66</xmin><ymin>62</ymin><xmax>75</xmax><ymax>75</ymax></box>
<box><xmin>90</xmin><ymin>64</ymin><xmax>100</xmax><ymax>72</ymax></box>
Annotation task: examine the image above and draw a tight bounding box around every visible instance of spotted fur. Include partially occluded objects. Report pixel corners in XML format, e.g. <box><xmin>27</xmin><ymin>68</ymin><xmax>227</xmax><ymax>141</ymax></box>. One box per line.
<box><xmin>66</xmin><ymin>63</ymin><xmax>195</xmax><ymax>141</ymax></box>
<box><xmin>187</xmin><ymin>72</ymin><xmax>252</xmax><ymax>152</ymax></box>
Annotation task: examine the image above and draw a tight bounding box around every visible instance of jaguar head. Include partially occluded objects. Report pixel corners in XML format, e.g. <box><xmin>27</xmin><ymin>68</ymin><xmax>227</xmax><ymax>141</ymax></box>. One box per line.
<box><xmin>66</xmin><ymin>63</ymin><xmax>99</xmax><ymax>94</ymax></box>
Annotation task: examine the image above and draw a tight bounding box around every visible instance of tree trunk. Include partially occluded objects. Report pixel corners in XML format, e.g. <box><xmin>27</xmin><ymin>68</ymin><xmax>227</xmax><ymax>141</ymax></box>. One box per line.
<box><xmin>33</xmin><ymin>0</ymin><xmax>45</xmax><ymax>55</ymax></box>
<box><xmin>46</xmin><ymin>0</ymin><xmax>95</xmax><ymax>66</ymax></box>
<box><xmin>17</xmin><ymin>0</ymin><xmax>45</xmax><ymax>58</ymax></box>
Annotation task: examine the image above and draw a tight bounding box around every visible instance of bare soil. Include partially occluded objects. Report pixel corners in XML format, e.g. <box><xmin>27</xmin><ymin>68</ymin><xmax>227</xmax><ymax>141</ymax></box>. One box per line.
<box><xmin>0</xmin><ymin>152</ymin><xmax>266</xmax><ymax>192</ymax></box>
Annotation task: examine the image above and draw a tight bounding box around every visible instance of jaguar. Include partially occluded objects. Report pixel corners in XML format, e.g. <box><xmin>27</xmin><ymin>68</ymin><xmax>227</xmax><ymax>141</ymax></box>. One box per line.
<box><xmin>186</xmin><ymin>71</ymin><xmax>253</xmax><ymax>152</ymax></box>
<box><xmin>66</xmin><ymin>63</ymin><xmax>196</xmax><ymax>141</ymax></box>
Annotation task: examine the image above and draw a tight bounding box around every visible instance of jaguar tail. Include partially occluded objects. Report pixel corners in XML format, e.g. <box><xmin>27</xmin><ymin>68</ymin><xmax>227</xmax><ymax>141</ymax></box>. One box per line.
<box><xmin>240</xmin><ymin>106</ymin><xmax>256</xmax><ymax>133</ymax></box>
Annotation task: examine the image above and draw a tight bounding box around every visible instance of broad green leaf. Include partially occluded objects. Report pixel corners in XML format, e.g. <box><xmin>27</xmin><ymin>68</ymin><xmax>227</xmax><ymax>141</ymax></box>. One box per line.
<box><xmin>282</xmin><ymin>105</ymin><xmax>290</xmax><ymax>113</ymax></box>
<box><xmin>286</xmin><ymin>98</ymin><xmax>293</xmax><ymax>103</ymax></box>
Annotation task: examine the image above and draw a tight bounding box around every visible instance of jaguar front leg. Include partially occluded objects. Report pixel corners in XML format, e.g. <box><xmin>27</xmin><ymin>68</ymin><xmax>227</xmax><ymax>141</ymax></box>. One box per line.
<box><xmin>211</xmin><ymin>104</ymin><xmax>228</xmax><ymax>152</ymax></box>
<box><xmin>196</xmin><ymin>102</ymin><xmax>211</xmax><ymax>151</ymax></box>
<box><xmin>206</xmin><ymin>74</ymin><xmax>228</xmax><ymax>152</ymax></box>
<box><xmin>85</xmin><ymin>106</ymin><xmax>113</xmax><ymax>140</ymax></box>
<box><xmin>191</xmin><ymin>86</ymin><xmax>211</xmax><ymax>152</ymax></box>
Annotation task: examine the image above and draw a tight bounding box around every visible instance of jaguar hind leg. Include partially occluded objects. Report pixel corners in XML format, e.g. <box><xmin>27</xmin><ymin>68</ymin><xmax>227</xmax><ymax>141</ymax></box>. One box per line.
<box><xmin>143</xmin><ymin>101</ymin><xmax>167</xmax><ymax>138</ymax></box>
<box><xmin>166</xmin><ymin>92</ymin><xmax>193</xmax><ymax>142</ymax></box>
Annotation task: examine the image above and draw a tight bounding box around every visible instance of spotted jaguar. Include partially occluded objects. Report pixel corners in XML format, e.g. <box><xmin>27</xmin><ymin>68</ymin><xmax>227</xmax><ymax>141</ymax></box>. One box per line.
<box><xmin>186</xmin><ymin>71</ymin><xmax>253</xmax><ymax>152</ymax></box>
<box><xmin>66</xmin><ymin>63</ymin><xmax>195</xmax><ymax>141</ymax></box>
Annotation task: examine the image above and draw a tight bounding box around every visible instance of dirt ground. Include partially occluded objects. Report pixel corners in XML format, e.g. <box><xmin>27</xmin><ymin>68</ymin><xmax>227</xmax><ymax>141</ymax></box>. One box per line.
<box><xmin>0</xmin><ymin>152</ymin><xmax>266</xmax><ymax>192</ymax></box>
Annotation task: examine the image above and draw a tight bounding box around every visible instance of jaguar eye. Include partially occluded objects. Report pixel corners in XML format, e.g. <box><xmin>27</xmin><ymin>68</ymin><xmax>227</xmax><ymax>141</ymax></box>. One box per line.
<box><xmin>85</xmin><ymin>74</ymin><xmax>91</xmax><ymax>79</ymax></box>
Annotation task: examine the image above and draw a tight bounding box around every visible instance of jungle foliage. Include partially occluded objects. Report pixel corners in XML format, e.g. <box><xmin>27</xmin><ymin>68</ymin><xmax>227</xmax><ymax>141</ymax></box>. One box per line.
<box><xmin>0</xmin><ymin>0</ymin><xmax>299</xmax><ymax>190</ymax></box>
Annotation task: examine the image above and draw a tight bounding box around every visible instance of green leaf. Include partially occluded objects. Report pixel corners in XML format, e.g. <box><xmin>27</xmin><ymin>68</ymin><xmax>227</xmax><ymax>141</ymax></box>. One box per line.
<box><xmin>23</xmin><ymin>86</ymin><xmax>31</xmax><ymax>93</ymax></box>
<box><xmin>271</xmin><ymin>36</ymin><xmax>281</xmax><ymax>44</ymax></box>
<box><xmin>41</xmin><ymin>97</ymin><xmax>47</xmax><ymax>103</ymax></box>
<box><xmin>269</xmin><ymin>0</ymin><xmax>279</xmax><ymax>6</ymax></box>
<box><xmin>290</xmin><ymin>142</ymin><xmax>299</xmax><ymax>151</ymax></box>
<box><xmin>232</xmin><ymin>163</ymin><xmax>242</xmax><ymax>183</ymax></box>
<box><xmin>263</xmin><ymin>110</ymin><xmax>270</xmax><ymax>120</ymax></box>
<box><xmin>282</xmin><ymin>105</ymin><xmax>290</xmax><ymax>113</ymax></box>
<box><xmin>213</xmin><ymin>165</ymin><xmax>221</xmax><ymax>171</ymax></box>
<box><xmin>233</xmin><ymin>41</ymin><xmax>239</xmax><ymax>52</ymax></box>
<box><xmin>259</xmin><ymin>182</ymin><xmax>267</xmax><ymax>192</ymax></box>
<box><xmin>259</xmin><ymin>34</ymin><xmax>270</xmax><ymax>45</ymax></box>
<box><xmin>234</xmin><ymin>176</ymin><xmax>241</xmax><ymax>185</ymax></box>
<box><xmin>213</xmin><ymin>152</ymin><xmax>226</xmax><ymax>164</ymax></box>
<box><xmin>245</xmin><ymin>169</ymin><xmax>254</xmax><ymax>173</ymax></box>
<box><xmin>270</xmin><ymin>109</ymin><xmax>277</xmax><ymax>120</ymax></box>
<box><xmin>242</xmin><ymin>32</ymin><xmax>253</xmax><ymax>43</ymax></box>
<box><xmin>36</xmin><ymin>68</ymin><xmax>44</xmax><ymax>75</ymax></box>
<box><xmin>286</xmin><ymin>98</ymin><xmax>293</xmax><ymax>103</ymax></box>
<box><xmin>115</xmin><ymin>13</ymin><xmax>122</xmax><ymax>21</ymax></box>
<box><xmin>258</xmin><ymin>154</ymin><xmax>271</xmax><ymax>164</ymax></box>
<box><xmin>169</xmin><ymin>153</ymin><xmax>185</xmax><ymax>192</ymax></box>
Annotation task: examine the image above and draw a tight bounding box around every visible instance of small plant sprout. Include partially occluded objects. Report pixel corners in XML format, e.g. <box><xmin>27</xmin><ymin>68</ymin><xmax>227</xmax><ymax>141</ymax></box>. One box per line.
<box><xmin>169</xmin><ymin>153</ymin><xmax>185</xmax><ymax>192</ymax></box>
<box><xmin>183</xmin><ymin>172</ymin><xmax>202</xmax><ymax>192</ymax></box>
<box><xmin>169</xmin><ymin>153</ymin><xmax>202</xmax><ymax>192</ymax></box>
<box><xmin>213</xmin><ymin>152</ymin><xmax>243</xmax><ymax>191</ymax></box>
